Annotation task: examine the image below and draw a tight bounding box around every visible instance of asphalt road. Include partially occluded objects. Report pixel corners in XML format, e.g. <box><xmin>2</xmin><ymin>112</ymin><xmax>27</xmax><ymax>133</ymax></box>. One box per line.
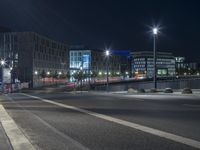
<box><xmin>1</xmin><ymin>92</ymin><xmax>200</xmax><ymax>150</ymax></box>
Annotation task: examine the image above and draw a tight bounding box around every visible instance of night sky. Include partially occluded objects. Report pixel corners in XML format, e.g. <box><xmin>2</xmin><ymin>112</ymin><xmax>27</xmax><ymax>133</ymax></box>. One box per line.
<box><xmin>0</xmin><ymin>0</ymin><xmax>200</xmax><ymax>61</ymax></box>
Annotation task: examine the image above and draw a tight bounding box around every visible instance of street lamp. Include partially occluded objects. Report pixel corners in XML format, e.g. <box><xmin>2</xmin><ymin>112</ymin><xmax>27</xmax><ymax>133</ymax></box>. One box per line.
<box><xmin>153</xmin><ymin>27</ymin><xmax>158</xmax><ymax>89</ymax></box>
<box><xmin>80</xmin><ymin>66</ymin><xmax>83</xmax><ymax>92</ymax></box>
<box><xmin>1</xmin><ymin>60</ymin><xmax>5</xmax><ymax>66</ymax></box>
<box><xmin>105</xmin><ymin>50</ymin><xmax>110</xmax><ymax>92</ymax></box>
<box><xmin>106</xmin><ymin>50</ymin><xmax>110</xmax><ymax>56</ymax></box>
<box><xmin>153</xmin><ymin>28</ymin><xmax>158</xmax><ymax>35</ymax></box>
<box><xmin>34</xmin><ymin>71</ymin><xmax>38</xmax><ymax>75</ymax></box>
<box><xmin>0</xmin><ymin>59</ymin><xmax>5</xmax><ymax>93</ymax></box>
<box><xmin>34</xmin><ymin>71</ymin><xmax>39</xmax><ymax>86</ymax></box>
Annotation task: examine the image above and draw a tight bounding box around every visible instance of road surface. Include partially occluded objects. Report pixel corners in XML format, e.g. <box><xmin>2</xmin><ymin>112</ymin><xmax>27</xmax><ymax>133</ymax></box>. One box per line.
<box><xmin>1</xmin><ymin>92</ymin><xmax>200</xmax><ymax>150</ymax></box>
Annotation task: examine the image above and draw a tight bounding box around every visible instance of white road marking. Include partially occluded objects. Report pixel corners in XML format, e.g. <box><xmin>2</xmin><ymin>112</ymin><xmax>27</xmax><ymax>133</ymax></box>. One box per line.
<box><xmin>0</xmin><ymin>104</ymin><xmax>35</xmax><ymax>150</ymax></box>
<box><xmin>6</xmin><ymin>94</ymin><xmax>90</xmax><ymax>150</ymax></box>
<box><xmin>21</xmin><ymin>93</ymin><xmax>200</xmax><ymax>149</ymax></box>
<box><xmin>33</xmin><ymin>112</ymin><xmax>90</xmax><ymax>150</ymax></box>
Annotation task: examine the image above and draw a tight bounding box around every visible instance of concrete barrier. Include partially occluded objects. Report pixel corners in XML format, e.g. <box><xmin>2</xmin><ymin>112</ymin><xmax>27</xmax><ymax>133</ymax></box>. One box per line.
<box><xmin>94</xmin><ymin>79</ymin><xmax>200</xmax><ymax>91</ymax></box>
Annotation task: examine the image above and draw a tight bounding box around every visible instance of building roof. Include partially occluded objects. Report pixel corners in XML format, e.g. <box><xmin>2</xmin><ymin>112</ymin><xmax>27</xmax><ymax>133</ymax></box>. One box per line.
<box><xmin>131</xmin><ymin>51</ymin><xmax>174</xmax><ymax>58</ymax></box>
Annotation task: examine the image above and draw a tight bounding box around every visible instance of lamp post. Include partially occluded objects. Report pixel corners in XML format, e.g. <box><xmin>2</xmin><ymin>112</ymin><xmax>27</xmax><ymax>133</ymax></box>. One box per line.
<box><xmin>153</xmin><ymin>27</ymin><xmax>158</xmax><ymax>89</ymax></box>
<box><xmin>1</xmin><ymin>60</ymin><xmax>5</xmax><ymax>93</ymax></box>
<box><xmin>80</xmin><ymin>66</ymin><xmax>83</xmax><ymax>92</ymax></box>
<box><xmin>34</xmin><ymin>71</ymin><xmax>38</xmax><ymax>86</ymax></box>
<box><xmin>105</xmin><ymin>50</ymin><xmax>110</xmax><ymax>92</ymax></box>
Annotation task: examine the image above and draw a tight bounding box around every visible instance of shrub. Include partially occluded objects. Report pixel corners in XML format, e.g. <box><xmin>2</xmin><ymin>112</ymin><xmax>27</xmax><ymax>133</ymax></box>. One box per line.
<box><xmin>164</xmin><ymin>88</ymin><xmax>173</xmax><ymax>93</ymax></box>
<box><xmin>138</xmin><ymin>88</ymin><xmax>145</xmax><ymax>93</ymax></box>
<box><xmin>128</xmin><ymin>88</ymin><xmax>137</xmax><ymax>94</ymax></box>
<box><xmin>182</xmin><ymin>88</ymin><xmax>193</xmax><ymax>94</ymax></box>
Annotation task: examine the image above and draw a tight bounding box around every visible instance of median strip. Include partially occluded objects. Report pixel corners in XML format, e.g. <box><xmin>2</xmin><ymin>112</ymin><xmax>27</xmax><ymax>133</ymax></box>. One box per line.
<box><xmin>21</xmin><ymin>93</ymin><xmax>200</xmax><ymax>149</ymax></box>
<box><xmin>0</xmin><ymin>104</ymin><xmax>35</xmax><ymax>150</ymax></box>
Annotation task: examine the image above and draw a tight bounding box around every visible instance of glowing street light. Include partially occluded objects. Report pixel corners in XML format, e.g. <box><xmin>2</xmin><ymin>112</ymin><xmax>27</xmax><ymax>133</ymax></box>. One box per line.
<box><xmin>0</xmin><ymin>60</ymin><xmax>5</xmax><ymax>66</ymax></box>
<box><xmin>153</xmin><ymin>28</ymin><xmax>158</xmax><ymax>35</ymax></box>
<box><xmin>106</xmin><ymin>50</ymin><xmax>110</xmax><ymax>56</ymax></box>
<box><xmin>47</xmin><ymin>71</ymin><xmax>50</xmax><ymax>75</ymax></box>
<box><xmin>58</xmin><ymin>72</ymin><xmax>62</xmax><ymax>75</ymax></box>
<box><xmin>105</xmin><ymin>50</ymin><xmax>110</xmax><ymax>92</ymax></box>
<box><xmin>34</xmin><ymin>71</ymin><xmax>38</xmax><ymax>75</ymax></box>
<box><xmin>0</xmin><ymin>59</ymin><xmax>6</xmax><ymax>93</ymax></box>
<box><xmin>152</xmin><ymin>27</ymin><xmax>159</xmax><ymax>89</ymax></box>
<box><xmin>80</xmin><ymin>66</ymin><xmax>83</xmax><ymax>92</ymax></box>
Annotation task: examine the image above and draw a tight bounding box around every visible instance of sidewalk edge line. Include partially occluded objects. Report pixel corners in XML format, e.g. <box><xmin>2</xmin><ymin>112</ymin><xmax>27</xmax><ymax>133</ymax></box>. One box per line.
<box><xmin>0</xmin><ymin>104</ymin><xmax>35</xmax><ymax>150</ymax></box>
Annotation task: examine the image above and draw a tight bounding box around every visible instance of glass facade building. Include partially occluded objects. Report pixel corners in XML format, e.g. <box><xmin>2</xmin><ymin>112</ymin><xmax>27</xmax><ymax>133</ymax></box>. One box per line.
<box><xmin>131</xmin><ymin>51</ymin><xmax>176</xmax><ymax>78</ymax></box>
<box><xmin>70</xmin><ymin>50</ymin><xmax>91</xmax><ymax>70</ymax></box>
<box><xmin>69</xmin><ymin>48</ymin><xmax>121</xmax><ymax>81</ymax></box>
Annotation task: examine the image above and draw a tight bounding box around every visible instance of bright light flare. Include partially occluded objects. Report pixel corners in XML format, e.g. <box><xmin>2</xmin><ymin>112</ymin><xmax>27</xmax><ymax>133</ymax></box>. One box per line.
<box><xmin>153</xmin><ymin>28</ymin><xmax>158</xmax><ymax>35</ymax></box>
<box><xmin>0</xmin><ymin>60</ymin><xmax>5</xmax><ymax>66</ymax></box>
<box><xmin>105</xmin><ymin>50</ymin><xmax>110</xmax><ymax>56</ymax></box>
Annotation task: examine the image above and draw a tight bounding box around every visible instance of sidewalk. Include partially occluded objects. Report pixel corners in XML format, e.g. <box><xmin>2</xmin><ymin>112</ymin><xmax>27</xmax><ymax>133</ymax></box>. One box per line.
<box><xmin>0</xmin><ymin>95</ymin><xmax>12</xmax><ymax>150</ymax></box>
<box><xmin>0</xmin><ymin>121</ymin><xmax>13</xmax><ymax>150</ymax></box>
<box><xmin>0</xmin><ymin>95</ymin><xmax>35</xmax><ymax>150</ymax></box>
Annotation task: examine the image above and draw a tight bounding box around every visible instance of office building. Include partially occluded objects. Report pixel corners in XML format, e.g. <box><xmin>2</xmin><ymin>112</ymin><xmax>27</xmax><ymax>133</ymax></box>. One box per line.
<box><xmin>69</xmin><ymin>46</ymin><xmax>121</xmax><ymax>80</ymax></box>
<box><xmin>111</xmin><ymin>50</ymin><xmax>132</xmax><ymax>77</ymax></box>
<box><xmin>175</xmin><ymin>57</ymin><xmax>200</xmax><ymax>75</ymax></box>
<box><xmin>175</xmin><ymin>57</ymin><xmax>186</xmax><ymax>70</ymax></box>
<box><xmin>0</xmin><ymin>32</ymin><xmax>69</xmax><ymax>87</ymax></box>
<box><xmin>131</xmin><ymin>51</ymin><xmax>176</xmax><ymax>78</ymax></box>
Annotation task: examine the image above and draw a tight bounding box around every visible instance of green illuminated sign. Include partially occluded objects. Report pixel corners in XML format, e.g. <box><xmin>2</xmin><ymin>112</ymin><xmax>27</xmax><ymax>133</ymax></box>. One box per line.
<box><xmin>157</xmin><ymin>68</ymin><xmax>168</xmax><ymax>75</ymax></box>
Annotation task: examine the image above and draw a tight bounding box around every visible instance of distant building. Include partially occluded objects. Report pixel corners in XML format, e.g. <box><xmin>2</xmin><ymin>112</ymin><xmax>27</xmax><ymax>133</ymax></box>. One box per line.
<box><xmin>131</xmin><ymin>51</ymin><xmax>176</xmax><ymax>78</ymax></box>
<box><xmin>69</xmin><ymin>46</ymin><xmax>121</xmax><ymax>80</ymax></box>
<box><xmin>187</xmin><ymin>62</ymin><xmax>198</xmax><ymax>70</ymax></box>
<box><xmin>175</xmin><ymin>57</ymin><xmax>200</xmax><ymax>75</ymax></box>
<box><xmin>175</xmin><ymin>57</ymin><xmax>186</xmax><ymax>70</ymax></box>
<box><xmin>0</xmin><ymin>32</ymin><xmax>69</xmax><ymax>87</ymax></box>
<box><xmin>111</xmin><ymin>50</ymin><xmax>132</xmax><ymax>77</ymax></box>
